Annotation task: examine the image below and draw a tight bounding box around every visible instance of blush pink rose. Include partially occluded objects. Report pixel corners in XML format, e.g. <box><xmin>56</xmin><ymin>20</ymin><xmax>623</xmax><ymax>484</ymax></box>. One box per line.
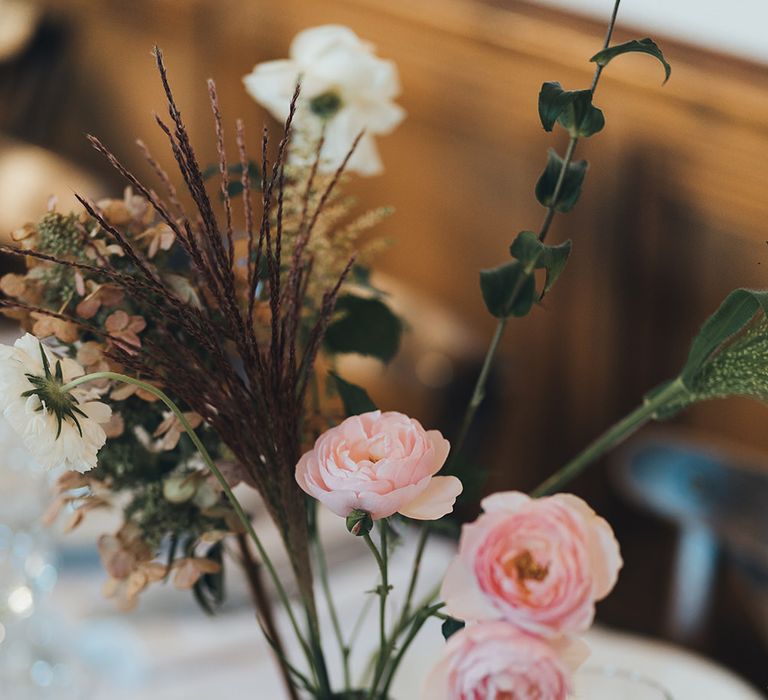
<box><xmin>295</xmin><ymin>410</ymin><xmax>462</xmax><ymax>520</ymax></box>
<box><xmin>421</xmin><ymin>620</ymin><xmax>588</xmax><ymax>700</ymax></box>
<box><xmin>441</xmin><ymin>491</ymin><xmax>622</xmax><ymax>637</ymax></box>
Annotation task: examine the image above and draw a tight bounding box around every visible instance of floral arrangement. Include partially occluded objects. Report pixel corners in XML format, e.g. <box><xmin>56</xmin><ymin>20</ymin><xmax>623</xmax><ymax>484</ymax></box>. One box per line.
<box><xmin>2</xmin><ymin>4</ymin><xmax>768</xmax><ymax>698</ymax></box>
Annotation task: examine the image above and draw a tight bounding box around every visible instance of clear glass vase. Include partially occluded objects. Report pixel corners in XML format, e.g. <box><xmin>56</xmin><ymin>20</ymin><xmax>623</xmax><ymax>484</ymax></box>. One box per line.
<box><xmin>0</xmin><ymin>440</ymin><xmax>83</xmax><ymax>699</ymax></box>
<box><xmin>572</xmin><ymin>666</ymin><xmax>673</xmax><ymax>699</ymax></box>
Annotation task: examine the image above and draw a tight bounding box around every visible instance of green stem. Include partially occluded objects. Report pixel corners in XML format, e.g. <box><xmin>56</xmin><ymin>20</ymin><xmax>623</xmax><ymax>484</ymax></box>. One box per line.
<box><xmin>531</xmin><ymin>376</ymin><xmax>688</xmax><ymax>497</ymax></box>
<box><xmin>315</xmin><ymin>533</ymin><xmax>350</xmax><ymax>691</ymax></box>
<box><xmin>364</xmin><ymin>523</ymin><xmax>390</xmax><ymax>700</ymax></box>
<box><xmin>60</xmin><ymin>371</ymin><xmax>315</xmax><ymax>677</ymax></box>
<box><xmin>397</xmin><ymin>526</ymin><xmax>430</xmax><ymax>631</ymax></box>
<box><xmin>451</xmin><ymin>1</ymin><xmax>623</xmax><ymax>463</ymax></box>
<box><xmin>450</xmin><ymin>318</ymin><xmax>507</xmax><ymax>462</ymax></box>
<box><xmin>379</xmin><ymin>603</ymin><xmax>445</xmax><ymax>697</ymax></box>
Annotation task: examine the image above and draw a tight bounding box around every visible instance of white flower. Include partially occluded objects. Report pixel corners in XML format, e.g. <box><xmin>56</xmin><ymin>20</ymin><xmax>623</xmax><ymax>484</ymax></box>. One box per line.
<box><xmin>0</xmin><ymin>334</ymin><xmax>111</xmax><ymax>472</ymax></box>
<box><xmin>244</xmin><ymin>25</ymin><xmax>405</xmax><ymax>176</ymax></box>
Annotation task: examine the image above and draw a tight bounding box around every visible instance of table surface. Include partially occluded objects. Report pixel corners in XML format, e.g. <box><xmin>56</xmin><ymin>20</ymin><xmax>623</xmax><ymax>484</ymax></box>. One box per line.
<box><xmin>33</xmin><ymin>511</ymin><xmax>764</xmax><ymax>700</ymax></box>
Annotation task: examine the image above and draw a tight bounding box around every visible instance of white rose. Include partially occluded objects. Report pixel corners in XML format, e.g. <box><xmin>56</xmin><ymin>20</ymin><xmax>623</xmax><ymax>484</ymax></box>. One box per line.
<box><xmin>244</xmin><ymin>25</ymin><xmax>405</xmax><ymax>176</ymax></box>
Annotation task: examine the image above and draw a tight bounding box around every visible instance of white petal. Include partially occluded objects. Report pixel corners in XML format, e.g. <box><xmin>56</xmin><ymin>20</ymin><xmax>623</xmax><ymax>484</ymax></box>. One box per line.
<box><xmin>290</xmin><ymin>25</ymin><xmax>366</xmax><ymax>63</ymax></box>
<box><xmin>243</xmin><ymin>60</ymin><xmax>301</xmax><ymax>121</ymax></box>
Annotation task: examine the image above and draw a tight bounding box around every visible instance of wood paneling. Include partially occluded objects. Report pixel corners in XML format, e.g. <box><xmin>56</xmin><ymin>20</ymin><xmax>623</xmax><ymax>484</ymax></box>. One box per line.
<box><xmin>17</xmin><ymin>0</ymin><xmax>768</xmax><ymax>481</ymax></box>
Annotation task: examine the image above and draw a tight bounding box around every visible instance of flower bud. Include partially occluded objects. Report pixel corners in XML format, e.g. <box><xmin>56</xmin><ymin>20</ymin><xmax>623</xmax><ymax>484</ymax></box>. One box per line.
<box><xmin>346</xmin><ymin>509</ymin><xmax>373</xmax><ymax>537</ymax></box>
<box><xmin>163</xmin><ymin>474</ymin><xmax>196</xmax><ymax>504</ymax></box>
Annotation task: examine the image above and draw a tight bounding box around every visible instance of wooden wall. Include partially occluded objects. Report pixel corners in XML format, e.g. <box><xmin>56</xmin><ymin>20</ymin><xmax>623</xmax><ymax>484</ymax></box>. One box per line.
<box><xmin>10</xmin><ymin>0</ymin><xmax>768</xmax><ymax>483</ymax></box>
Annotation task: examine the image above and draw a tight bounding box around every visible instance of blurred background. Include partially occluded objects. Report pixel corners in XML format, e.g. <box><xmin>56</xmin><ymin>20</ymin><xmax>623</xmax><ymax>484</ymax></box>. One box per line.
<box><xmin>1</xmin><ymin>0</ymin><xmax>768</xmax><ymax>696</ymax></box>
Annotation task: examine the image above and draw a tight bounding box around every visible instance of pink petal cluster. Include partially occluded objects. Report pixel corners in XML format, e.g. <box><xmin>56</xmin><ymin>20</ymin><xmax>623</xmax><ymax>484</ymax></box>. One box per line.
<box><xmin>441</xmin><ymin>491</ymin><xmax>622</xmax><ymax>637</ymax></box>
<box><xmin>295</xmin><ymin>410</ymin><xmax>462</xmax><ymax>520</ymax></box>
<box><xmin>422</xmin><ymin>621</ymin><xmax>589</xmax><ymax>700</ymax></box>
<box><xmin>424</xmin><ymin>491</ymin><xmax>622</xmax><ymax>700</ymax></box>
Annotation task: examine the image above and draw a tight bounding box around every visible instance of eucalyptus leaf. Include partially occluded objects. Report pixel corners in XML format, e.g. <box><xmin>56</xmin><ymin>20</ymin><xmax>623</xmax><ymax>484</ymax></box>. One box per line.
<box><xmin>535</xmin><ymin>149</ymin><xmax>588</xmax><ymax>213</ymax></box>
<box><xmin>324</xmin><ymin>294</ymin><xmax>403</xmax><ymax>362</ymax></box>
<box><xmin>329</xmin><ymin>372</ymin><xmax>377</xmax><ymax>416</ymax></box>
<box><xmin>556</xmin><ymin>90</ymin><xmax>605</xmax><ymax>138</ymax></box>
<box><xmin>479</xmin><ymin>261</ymin><xmax>536</xmax><ymax>318</ymax></box>
<box><xmin>538</xmin><ymin>82</ymin><xmax>574</xmax><ymax>132</ymax></box>
<box><xmin>591</xmin><ymin>38</ymin><xmax>671</xmax><ymax>85</ymax></box>
<box><xmin>509</xmin><ymin>230</ymin><xmax>572</xmax><ymax>297</ymax></box>
<box><xmin>538</xmin><ymin>83</ymin><xmax>604</xmax><ymax>137</ymax></box>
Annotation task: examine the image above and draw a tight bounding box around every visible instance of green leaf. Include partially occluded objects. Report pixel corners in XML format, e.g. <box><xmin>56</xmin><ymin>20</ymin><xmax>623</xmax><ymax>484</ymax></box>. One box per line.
<box><xmin>479</xmin><ymin>261</ymin><xmax>536</xmax><ymax>318</ymax></box>
<box><xmin>680</xmin><ymin>289</ymin><xmax>768</xmax><ymax>386</ymax></box>
<box><xmin>535</xmin><ymin>148</ymin><xmax>588</xmax><ymax>213</ymax></box>
<box><xmin>441</xmin><ymin>617</ymin><xmax>466</xmax><ymax>640</ymax></box>
<box><xmin>538</xmin><ymin>82</ymin><xmax>574</xmax><ymax>132</ymax></box>
<box><xmin>329</xmin><ymin>372</ymin><xmax>377</xmax><ymax>416</ymax></box>
<box><xmin>591</xmin><ymin>38</ymin><xmax>671</xmax><ymax>85</ymax></box>
<box><xmin>538</xmin><ymin>83</ymin><xmax>604</xmax><ymax>137</ymax></box>
<box><xmin>556</xmin><ymin>90</ymin><xmax>605</xmax><ymax>138</ymax></box>
<box><xmin>202</xmin><ymin>161</ymin><xmax>262</xmax><ymax>198</ymax></box>
<box><xmin>191</xmin><ymin>542</ymin><xmax>225</xmax><ymax>616</ymax></box>
<box><xmin>509</xmin><ymin>230</ymin><xmax>572</xmax><ymax>297</ymax></box>
<box><xmin>324</xmin><ymin>295</ymin><xmax>403</xmax><ymax>363</ymax></box>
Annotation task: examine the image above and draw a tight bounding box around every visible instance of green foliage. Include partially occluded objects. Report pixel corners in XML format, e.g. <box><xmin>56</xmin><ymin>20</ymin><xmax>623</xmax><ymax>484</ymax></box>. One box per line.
<box><xmin>192</xmin><ymin>541</ymin><xmax>225</xmax><ymax>615</ymax></box>
<box><xmin>538</xmin><ymin>82</ymin><xmax>604</xmax><ymax>137</ymax></box>
<box><xmin>644</xmin><ymin>289</ymin><xmax>768</xmax><ymax>420</ymax></box>
<box><xmin>680</xmin><ymin>289</ymin><xmax>768</xmax><ymax>387</ymax></box>
<box><xmin>329</xmin><ymin>371</ymin><xmax>377</xmax><ymax>416</ymax></box>
<box><xmin>535</xmin><ymin>148</ymin><xmax>588</xmax><ymax>213</ymax></box>
<box><xmin>479</xmin><ymin>261</ymin><xmax>536</xmax><ymax>318</ymax></box>
<box><xmin>202</xmin><ymin>161</ymin><xmax>261</xmax><ymax>198</ymax></box>
<box><xmin>324</xmin><ymin>294</ymin><xmax>403</xmax><ymax>362</ymax></box>
<box><xmin>124</xmin><ymin>481</ymin><xmax>226</xmax><ymax>549</ymax></box>
<box><xmin>441</xmin><ymin>616</ymin><xmax>465</xmax><ymax>640</ymax></box>
<box><xmin>509</xmin><ymin>230</ymin><xmax>572</xmax><ymax>298</ymax></box>
<box><xmin>38</xmin><ymin>212</ymin><xmax>84</xmax><ymax>257</ymax></box>
<box><xmin>591</xmin><ymin>38</ymin><xmax>671</xmax><ymax>84</ymax></box>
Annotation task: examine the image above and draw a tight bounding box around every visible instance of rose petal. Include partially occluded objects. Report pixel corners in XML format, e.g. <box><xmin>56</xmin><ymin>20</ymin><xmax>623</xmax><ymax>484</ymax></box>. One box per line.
<box><xmin>398</xmin><ymin>475</ymin><xmax>462</xmax><ymax>520</ymax></box>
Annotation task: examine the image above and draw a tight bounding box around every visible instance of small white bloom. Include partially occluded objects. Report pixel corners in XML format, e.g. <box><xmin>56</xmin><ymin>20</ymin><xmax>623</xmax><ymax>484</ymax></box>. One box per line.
<box><xmin>0</xmin><ymin>334</ymin><xmax>111</xmax><ymax>472</ymax></box>
<box><xmin>244</xmin><ymin>25</ymin><xmax>405</xmax><ymax>176</ymax></box>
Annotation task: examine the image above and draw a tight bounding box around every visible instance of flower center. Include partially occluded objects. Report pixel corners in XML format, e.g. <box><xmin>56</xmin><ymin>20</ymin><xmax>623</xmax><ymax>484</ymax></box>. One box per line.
<box><xmin>309</xmin><ymin>90</ymin><xmax>343</xmax><ymax>119</ymax></box>
<box><xmin>22</xmin><ymin>343</ymin><xmax>86</xmax><ymax>438</ymax></box>
<box><xmin>505</xmin><ymin>549</ymin><xmax>549</xmax><ymax>593</ymax></box>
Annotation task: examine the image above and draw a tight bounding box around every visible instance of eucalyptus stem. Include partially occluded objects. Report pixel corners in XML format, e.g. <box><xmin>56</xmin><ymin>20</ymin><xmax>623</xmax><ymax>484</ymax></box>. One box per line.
<box><xmin>450</xmin><ymin>0</ymin><xmax>622</xmax><ymax>463</ymax></box>
<box><xmin>531</xmin><ymin>376</ymin><xmax>688</xmax><ymax>496</ymax></box>
<box><xmin>60</xmin><ymin>371</ymin><xmax>316</xmax><ymax>677</ymax></box>
<box><xmin>450</xmin><ymin>317</ymin><xmax>507</xmax><ymax>461</ymax></box>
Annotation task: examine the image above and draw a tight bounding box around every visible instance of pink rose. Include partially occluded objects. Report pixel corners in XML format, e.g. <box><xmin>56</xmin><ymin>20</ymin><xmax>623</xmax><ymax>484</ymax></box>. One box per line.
<box><xmin>441</xmin><ymin>491</ymin><xmax>622</xmax><ymax>637</ymax></box>
<box><xmin>422</xmin><ymin>620</ymin><xmax>588</xmax><ymax>700</ymax></box>
<box><xmin>295</xmin><ymin>410</ymin><xmax>462</xmax><ymax>520</ymax></box>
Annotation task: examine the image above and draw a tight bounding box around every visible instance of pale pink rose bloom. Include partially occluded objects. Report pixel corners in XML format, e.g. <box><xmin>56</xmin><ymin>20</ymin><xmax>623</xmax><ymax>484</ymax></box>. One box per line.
<box><xmin>441</xmin><ymin>491</ymin><xmax>622</xmax><ymax>637</ymax></box>
<box><xmin>295</xmin><ymin>410</ymin><xmax>462</xmax><ymax>520</ymax></box>
<box><xmin>422</xmin><ymin>620</ymin><xmax>589</xmax><ymax>700</ymax></box>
